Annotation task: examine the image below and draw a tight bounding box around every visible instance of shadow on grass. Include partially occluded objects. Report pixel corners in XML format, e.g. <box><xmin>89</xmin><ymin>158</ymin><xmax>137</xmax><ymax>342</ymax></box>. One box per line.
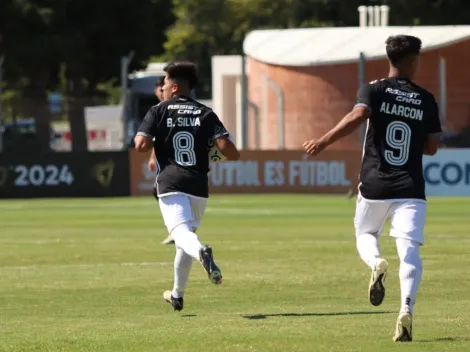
<box><xmin>243</xmin><ymin>311</ymin><xmax>393</xmax><ymax>320</ymax></box>
<box><xmin>181</xmin><ymin>314</ymin><xmax>198</xmax><ymax>318</ymax></box>
<box><xmin>417</xmin><ymin>337</ymin><xmax>470</xmax><ymax>343</ymax></box>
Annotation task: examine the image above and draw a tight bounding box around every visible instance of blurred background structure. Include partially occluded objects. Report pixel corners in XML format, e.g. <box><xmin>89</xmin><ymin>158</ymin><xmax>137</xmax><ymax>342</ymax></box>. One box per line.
<box><xmin>1</xmin><ymin>0</ymin><xmax>470</xmax><ymax>198</ymax></box>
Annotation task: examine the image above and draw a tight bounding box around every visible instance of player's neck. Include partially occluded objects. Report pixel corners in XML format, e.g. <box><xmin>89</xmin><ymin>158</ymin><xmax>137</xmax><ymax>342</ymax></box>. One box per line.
<box><xmin>172</xmin><ymin>91</ymin><xmax>192</xmax><ymax>99</ymax></box>
<box><xmin>388</xmin><ymin>68</ymin><xmax>411</xmax><ymax>81</ymax></box>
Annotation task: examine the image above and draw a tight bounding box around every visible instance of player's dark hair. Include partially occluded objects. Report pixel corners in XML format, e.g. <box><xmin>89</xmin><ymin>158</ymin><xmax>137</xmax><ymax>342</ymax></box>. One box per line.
<box><xmin>164</xmin><ymin>61</ymin><xmax>198</xmax><ymax>90</ymax></box>
<box><xmin>156</xmin><ymin>76</ymin><xmax>164</xmax><ymax>88</ymax></box>
<box><xmin>386</xmin><ymin>35</ymin><xmax>422</xmax><ymax>66</ymax></box>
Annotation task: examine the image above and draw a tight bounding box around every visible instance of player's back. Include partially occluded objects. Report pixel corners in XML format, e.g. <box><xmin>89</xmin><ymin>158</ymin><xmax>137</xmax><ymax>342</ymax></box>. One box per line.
<box><xmin>153</xmin><ymin>96</ymin><xmax>217</xmax><ymax>198</ymax></box>
<box><xmin>359</xmin><ymin>77</ymin><xmax>440</xmax><ymax>201</ymax></box>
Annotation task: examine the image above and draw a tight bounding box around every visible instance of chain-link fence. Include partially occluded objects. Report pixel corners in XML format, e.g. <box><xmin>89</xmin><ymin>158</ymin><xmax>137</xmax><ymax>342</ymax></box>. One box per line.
<box><xmin>0</xmin><ymin>94</ymin><xmax>127</xmax><ymax>154</ymax></box>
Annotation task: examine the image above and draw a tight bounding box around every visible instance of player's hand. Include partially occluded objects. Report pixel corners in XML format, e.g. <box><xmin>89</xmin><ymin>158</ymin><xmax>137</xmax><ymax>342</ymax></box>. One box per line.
<box><xmin>303</xmin><ymin>139</ymin><xmax>327</xmax><ymax>156</ymax></box>
<box><xmin>148</xmin><ymin>159</ymin><xmax>157</xmax><ymax>171</ymax></box>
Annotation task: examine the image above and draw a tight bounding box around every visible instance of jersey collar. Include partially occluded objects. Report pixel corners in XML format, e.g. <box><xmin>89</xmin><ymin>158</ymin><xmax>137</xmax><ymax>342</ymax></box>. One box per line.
<box><xmin>174</xmin><ymin>94</ymin><xmax>194</xmax><ymax>102</ymax></box>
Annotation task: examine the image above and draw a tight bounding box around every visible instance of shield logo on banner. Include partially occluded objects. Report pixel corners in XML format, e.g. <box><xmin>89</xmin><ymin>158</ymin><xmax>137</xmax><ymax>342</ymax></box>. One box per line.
<box><xmin>91</xmin><ymin>160</ymin><xmax>115</xmax><ymax>187</ymax></box>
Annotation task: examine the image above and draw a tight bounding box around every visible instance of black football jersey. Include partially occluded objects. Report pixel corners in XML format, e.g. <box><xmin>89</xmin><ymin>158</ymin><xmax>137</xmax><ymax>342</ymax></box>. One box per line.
<box><xmin>137</xmin><ymin>95</ymin><xmax>228</xmax><ymax>198</ymax></box>
<box><xmin>356</xmin><ymin>78</ymin><xmax>442</xmax><ymax>200</ymax></box>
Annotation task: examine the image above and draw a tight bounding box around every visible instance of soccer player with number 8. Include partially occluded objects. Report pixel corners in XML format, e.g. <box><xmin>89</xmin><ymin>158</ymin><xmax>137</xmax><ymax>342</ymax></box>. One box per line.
<box><xmin>134</xmin><ymin>61</ymin><xmax>240</xmax><ymax>311</ymax></box>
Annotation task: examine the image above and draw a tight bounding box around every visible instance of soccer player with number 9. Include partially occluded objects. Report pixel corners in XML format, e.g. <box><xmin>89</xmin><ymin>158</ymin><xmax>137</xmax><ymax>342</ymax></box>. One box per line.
<box><xmin>134</xmin><ymin>61</ymin><xmax>240</xmax><ymax>312</ymax></box>
<box><xmin>303</xmin><ymin>35</ymin><xmax>442</xmax><ymax>342</ymax></box>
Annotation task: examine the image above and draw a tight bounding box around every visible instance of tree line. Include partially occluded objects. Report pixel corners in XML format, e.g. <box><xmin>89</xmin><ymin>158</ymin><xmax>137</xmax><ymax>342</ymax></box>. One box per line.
<box><xmin>1</xmin><ymin>0</ymin><xmax>468</xmax><ymax>151</ymax></box>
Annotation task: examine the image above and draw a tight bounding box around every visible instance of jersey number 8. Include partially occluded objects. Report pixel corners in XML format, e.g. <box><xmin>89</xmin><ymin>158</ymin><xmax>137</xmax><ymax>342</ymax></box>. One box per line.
<box><xmin>173</xmin><ymin>131</ymin><xmax>197</xmax><ymax>166</ymax></box>
<box><xmin>384</xmin><ymin>121</ymin><xmax>412</xmax><ymax>166</ymax></box>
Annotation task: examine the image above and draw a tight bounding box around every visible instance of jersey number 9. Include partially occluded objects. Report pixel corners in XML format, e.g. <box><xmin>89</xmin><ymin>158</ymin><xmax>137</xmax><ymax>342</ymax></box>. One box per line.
<box><xmin>384</xmin><ymin>121</ymin><xmax>412</xmax><ymax>166</ymax></box>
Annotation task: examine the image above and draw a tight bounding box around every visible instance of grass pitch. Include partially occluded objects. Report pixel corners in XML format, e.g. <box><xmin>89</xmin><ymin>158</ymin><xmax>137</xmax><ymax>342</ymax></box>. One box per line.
<box><xmin>0</xmin><ymin>195</ymin><xmax>469</xmax><ymax>352</ymax></box>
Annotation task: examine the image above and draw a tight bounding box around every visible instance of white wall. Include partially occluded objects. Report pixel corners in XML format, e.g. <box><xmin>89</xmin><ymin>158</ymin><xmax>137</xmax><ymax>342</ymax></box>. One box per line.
<box><xmin>211</xmin><ymin>55</ymin><xmax>243</xmax><ymax>148</ymax></box>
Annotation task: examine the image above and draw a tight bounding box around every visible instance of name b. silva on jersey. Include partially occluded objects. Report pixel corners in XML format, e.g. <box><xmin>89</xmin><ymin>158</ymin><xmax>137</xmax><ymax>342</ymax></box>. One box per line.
<box><xmin>166</xmin><ymin>103</ymin><xmax>203</xmax><ymax>127</ymax></box>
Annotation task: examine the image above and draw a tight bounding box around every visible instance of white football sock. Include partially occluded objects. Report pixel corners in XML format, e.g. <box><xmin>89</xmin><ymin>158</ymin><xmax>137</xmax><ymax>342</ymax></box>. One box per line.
<box><xmin>171</xmin><ymin>222</ymin><xmax>203</xmax><ymax>260</ymax></box>
<box><xmin>172</xmin><ymin>247</ymin><xmax>193</xmax><ymax>298</ymax></box>
<box><xmin>396</xmin><ymin>238</ymin><xmax>422</xmax><ymax>314</ymax></box>
<box><xmin>356</xmin><ymin>233</ymin><xmax>382</xmax><ymax>269</ymax></box>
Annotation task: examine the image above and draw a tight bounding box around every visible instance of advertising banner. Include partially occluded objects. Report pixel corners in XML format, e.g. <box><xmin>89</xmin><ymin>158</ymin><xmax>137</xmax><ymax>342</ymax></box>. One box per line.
<box><xmin>129</xmin><ymin>149</ymin><xmax>362</xmax><ymax>196</ymax></box>
<box><xmin>129</xmin><ymin>149</ymin><xmax>157</xmax><ymax>196</ymax></box>
<box><xmin>0</xmin><ymin>152</ymin><xmax>130</xmax><ymax>198</ymax></box>
<box><xmin>209</xmin><ymin>150</ymin><xmax>361</xmax><ymax>193</ymax></box>
<box><xmin>423</xmin><ymin>149</ymin><xmax>470</xmax><ymax>196</ymax></box>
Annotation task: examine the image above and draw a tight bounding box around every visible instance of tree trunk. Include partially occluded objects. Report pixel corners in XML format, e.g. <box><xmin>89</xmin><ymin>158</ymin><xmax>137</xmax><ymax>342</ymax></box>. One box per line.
<box><xmin>23</xmin><ymin>69</ymin><xmax>51</xmax><ymax>153</ymax></box>
<box><xmin>67</xmin><ymin>64</ymin><xmax>88</xmax><ymax>152</ymax></box>
<box><xmin>34</xmin><ymin>98</ymin><xmax>52</xmax><ymax>152</ymax></box>
<box><xmin>68</xmin><ymin>95</ymin><xmax>88</xmax><ymax>151</ymax></box>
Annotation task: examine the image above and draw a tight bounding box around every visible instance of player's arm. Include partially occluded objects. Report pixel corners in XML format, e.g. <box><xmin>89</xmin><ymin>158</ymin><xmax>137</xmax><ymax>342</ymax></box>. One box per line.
<box><xmin>148</xmin><ymin>146</ymin><xmax>157</xmax><ymax>171</ymax></box>
<box><xmin>215</xmin><ymin>135</ymin><xmax>240</xmax><ymax>160</ymax></box>
<box><xmin>148</xmin><ymin>146</ymin><xmax>156</xmax><ymax>161</ymax></box>
<box><xmin>424</xmin><ymin>135</ymin><xmax>440</xmax><ymax>156</ymax></box>
<box><xmin>209</xmin><ymin>112</ymin><xmax>240</xmax><ymax>160</ymax></box>
<box><xmin>303</xmin><ymin>84</ymin><xmax>372</xmax><ymax>156</ymax></box>
<box><xmin>134</xmin><ymin>106</ymin><xmax>159</xmax><ymax>152</ymax></box>
<box><xmin>424</xmin><ymin>98</ymin><xmax>442</xmax><ymax>156</ymax></box>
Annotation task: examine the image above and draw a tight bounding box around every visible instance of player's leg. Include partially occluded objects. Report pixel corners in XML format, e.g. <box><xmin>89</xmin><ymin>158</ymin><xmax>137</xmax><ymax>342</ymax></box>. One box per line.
<box><xmin>189</xmin><ymin>196</ymin><xmax>207</xmax><ymax>233</ymax></box>
<box><xmin>354</xmin><ymin>194</ymin><xmax>392</xmax><ymax>306</ymax></box>
<box><xmin>162</xmin><ymin>234</ymin><xmax>175</xmax><ymax>245</ymax></box>
<box><xmin>154</xmin><ymin>185</ymin><xmax>175</xmax><ymax>245</ymax></box>
<box><xmin>173</xmin><ymin>247</ymin><xmax>193</xmax><ymax>299</ymax></box>
<box><xmin>159</xmin><ymin>194</ymin><xmax>222</xmax><ymax>285</ymax></box>
<box><xmin>159</xmin><ymin>194</ymin><xmax>202</xmax><ymax>258</ymax></box>
<box><xmin>390</xmin><ymin>200</ymin><xmax>426</xmax><ymax>342</ymax></box>
<box><xmin>163</xmin><ymin>246</ymin><xmax>193</xmax><ymax>311</ymax></box>
<box><xmin>188</xmin><ymin>197</ymin><xmax>222</xmax><ymax>284</ymax></box>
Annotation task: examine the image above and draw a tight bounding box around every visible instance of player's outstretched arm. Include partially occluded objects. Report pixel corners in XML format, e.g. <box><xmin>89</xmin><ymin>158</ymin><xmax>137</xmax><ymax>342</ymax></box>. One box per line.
<box><xmin>303</xmin><ymin>106</ymin><xmax>369</xmax><ymax>156</ymax></box>
<box><xmin>216</xmin><ymin>136</ymin><xmax>240</xmax><ymax>161</ymax></box>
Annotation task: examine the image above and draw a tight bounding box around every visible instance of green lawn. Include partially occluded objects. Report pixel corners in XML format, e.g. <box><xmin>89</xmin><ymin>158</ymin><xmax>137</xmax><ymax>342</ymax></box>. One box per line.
<box><xmin>0</xmin><ymin>195</ymin><xmax>469</xmax><ymax>352</ymax></box>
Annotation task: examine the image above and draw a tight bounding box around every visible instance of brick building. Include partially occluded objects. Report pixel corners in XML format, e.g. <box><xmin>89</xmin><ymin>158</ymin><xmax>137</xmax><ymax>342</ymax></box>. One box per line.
<box><xmin>243</xmin><ymin>26</ymin><xmax>470</xmax><ymax>150</ymax></box>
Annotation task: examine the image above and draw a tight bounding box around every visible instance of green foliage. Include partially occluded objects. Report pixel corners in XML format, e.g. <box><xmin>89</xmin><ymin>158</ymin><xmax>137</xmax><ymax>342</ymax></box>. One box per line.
<box><xmin>0</xmin><ymin>0</ymin><xmax>174</xmax><ymax>95</ymax></box>
<box><xmin>0</xmin><ymin>0</ymin><xmax>175</xmax><ymax>149</ymax></box>
<box><xmin>0</xmin><ymin>87</ymin><xmax>20</xmax><ymax>123</ymax></box>
<box><xmin>96</xmin><ymin>79</ymin><xmax>121</xmax><ymax>105</ymax></box>
<box><xmin>2</xmin><ymin>0</ymin><xmax>470</xmax><ymax>102</ymax></box>
<box><xmin>159</xmin><ymin>0</ymin><xmax>470</xmax><ymax>97</ymax></box>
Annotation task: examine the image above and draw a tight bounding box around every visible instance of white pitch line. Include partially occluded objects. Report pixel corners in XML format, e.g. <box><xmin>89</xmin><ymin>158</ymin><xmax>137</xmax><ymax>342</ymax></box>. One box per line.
<box><xmin>0</xmin><ymin>261</ymin><xmax>173</xmax><ymax>271</ymax></box>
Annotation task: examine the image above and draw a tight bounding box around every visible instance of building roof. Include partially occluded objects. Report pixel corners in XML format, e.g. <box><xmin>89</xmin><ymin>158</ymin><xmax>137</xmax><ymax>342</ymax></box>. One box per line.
<box><xmin>243</xmin><ymin>26</ymin><xmax>470</xmax><ymax>67</ymax></box>
<box><xmin>129</xmin><ymin>62</ymin><xmax>168</xmax><ymax>79</ymax></box>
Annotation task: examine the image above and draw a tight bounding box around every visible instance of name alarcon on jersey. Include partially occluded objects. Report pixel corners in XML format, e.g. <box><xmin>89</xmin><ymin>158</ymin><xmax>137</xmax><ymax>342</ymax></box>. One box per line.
<box><xmin>380</xmin><ymin>102</ymin><xmax>423</xmax><ymax>121</ymax></box>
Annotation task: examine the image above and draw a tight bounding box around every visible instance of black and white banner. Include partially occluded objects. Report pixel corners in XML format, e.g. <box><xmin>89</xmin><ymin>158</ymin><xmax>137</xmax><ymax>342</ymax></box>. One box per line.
<box><xmin>0</xmin><ymin>152</ymin><xmax>130</xmax><ymax>198</ymax></box>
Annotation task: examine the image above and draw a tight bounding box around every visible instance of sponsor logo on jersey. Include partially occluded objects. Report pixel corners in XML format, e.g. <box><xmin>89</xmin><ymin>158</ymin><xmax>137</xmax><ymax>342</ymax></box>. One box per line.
<box><xmin>385</xmin><ymin>88</ymin><xmax>422</xmax><ymax>105</ymax></box>
<box><xmin>167</xmin><ymin>104</ymin><xmax>203</xmax><ymax>115</ymax></box>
